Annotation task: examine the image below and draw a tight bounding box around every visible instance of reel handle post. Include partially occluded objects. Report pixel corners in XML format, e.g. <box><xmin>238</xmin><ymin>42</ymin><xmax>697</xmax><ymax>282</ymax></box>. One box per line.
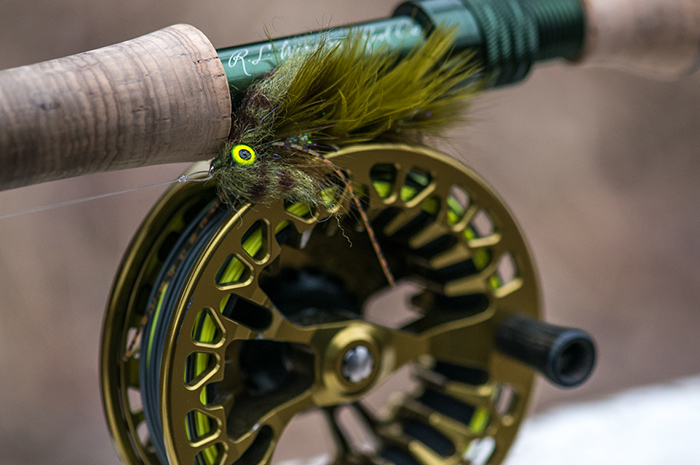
<box><xmin>496</xmin><ymin>314</ymin><xmax>596</xmax><ymax>388</ymax></box>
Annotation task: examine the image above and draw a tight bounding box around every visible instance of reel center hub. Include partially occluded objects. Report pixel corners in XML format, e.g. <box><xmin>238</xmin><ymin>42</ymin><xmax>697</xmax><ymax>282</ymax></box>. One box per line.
<box><xmin>342</xmin><ymin>344</ymin><xmax>374</xmax><ymax>383</ymax></box>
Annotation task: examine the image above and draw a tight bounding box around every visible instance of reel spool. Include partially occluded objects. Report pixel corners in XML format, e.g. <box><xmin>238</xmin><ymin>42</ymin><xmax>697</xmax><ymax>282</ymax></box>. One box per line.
<box><xmin>101</xmin><ymin>144</ymin><xmax>580</xmax><ymax>465</ymax></box>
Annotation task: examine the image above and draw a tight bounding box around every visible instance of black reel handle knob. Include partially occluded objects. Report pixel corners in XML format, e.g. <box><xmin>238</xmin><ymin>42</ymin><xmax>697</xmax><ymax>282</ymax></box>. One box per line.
<box><xmin>496</xmin><ymin>314</ymin><xmax>596</xmax><ymax>388</ymax></box>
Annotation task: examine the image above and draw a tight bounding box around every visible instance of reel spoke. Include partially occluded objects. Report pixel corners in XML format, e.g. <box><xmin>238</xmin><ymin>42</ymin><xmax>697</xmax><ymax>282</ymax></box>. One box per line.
<box><xmin>422</xmin><ymin>320</ymin><xmax>495</xmax><ymax>370</ymax></box>
<box><xmin>224</xmin><ymin>393</ymin><xmax>314</xmax><ymax>465</ymax></box>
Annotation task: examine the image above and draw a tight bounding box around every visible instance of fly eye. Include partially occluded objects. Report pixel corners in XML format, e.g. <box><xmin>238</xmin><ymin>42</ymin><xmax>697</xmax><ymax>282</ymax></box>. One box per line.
<box><xmin>231</xmin><ymin>144</ymin><xmax>256</xmax><ymax>166</ymax></box>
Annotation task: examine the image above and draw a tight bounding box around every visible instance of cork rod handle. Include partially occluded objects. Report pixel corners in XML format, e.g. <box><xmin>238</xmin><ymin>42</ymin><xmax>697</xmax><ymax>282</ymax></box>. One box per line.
<box><xmin>578</xmin><ymin>0</ymin><xmax>700</xmax><ymax>76</ymax></box>
<box><xmin>0</xmin><ymin>24</ymin><xmax>232</xmax><ymax>191</ymax></box>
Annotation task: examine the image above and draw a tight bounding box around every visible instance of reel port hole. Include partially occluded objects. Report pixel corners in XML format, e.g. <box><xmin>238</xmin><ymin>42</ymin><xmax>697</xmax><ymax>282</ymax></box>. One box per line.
<box><xmin>224</xmin><ymin>340</ymin><xmax>315</xmax><ymax>440</ymax></box>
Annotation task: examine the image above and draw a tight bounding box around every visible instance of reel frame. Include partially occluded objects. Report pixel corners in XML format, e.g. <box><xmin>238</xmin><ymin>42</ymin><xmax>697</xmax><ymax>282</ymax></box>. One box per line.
<box><xmin>101</xmin><ymin>144</ymin><xmax>540</xmax><ymax>465</ymax></box>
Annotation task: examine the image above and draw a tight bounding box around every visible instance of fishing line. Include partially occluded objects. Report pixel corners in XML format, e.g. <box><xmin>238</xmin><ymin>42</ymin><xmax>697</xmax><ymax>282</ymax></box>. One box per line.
<box><xmin>0</xmin><ymin>171</ymin><xmax>213</xmax><ymax>221</ymax></box>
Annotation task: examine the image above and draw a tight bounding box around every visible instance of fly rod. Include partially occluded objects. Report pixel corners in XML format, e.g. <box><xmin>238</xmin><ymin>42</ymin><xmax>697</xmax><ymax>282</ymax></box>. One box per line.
<box><xmin>0</xmin><ymin>0</ymin><xmax>698</xmax><ymax>190</ymax></box>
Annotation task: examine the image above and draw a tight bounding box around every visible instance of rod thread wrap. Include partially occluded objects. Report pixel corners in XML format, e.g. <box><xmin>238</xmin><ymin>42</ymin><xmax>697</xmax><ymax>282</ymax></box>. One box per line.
<box><xmin>523</xmin><ymin>0</ymin><xmax>586</xmax><ymax>61</ymax></box>
<box><xmin>394</xmin><ymin>0</ymin><xmax>585</xmax><ymax>86</ymax></box>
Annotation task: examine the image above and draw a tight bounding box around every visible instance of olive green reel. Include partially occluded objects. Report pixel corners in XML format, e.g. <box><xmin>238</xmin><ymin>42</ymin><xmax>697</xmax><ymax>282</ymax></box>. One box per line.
<box><xmin>101</xmin><ymin>144</ymin><xmax>592</xmax><ymax>465</ymax></box>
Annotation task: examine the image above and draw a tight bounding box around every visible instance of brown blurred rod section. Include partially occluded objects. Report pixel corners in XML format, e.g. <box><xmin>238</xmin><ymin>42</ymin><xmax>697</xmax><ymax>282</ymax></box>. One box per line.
<box><xmin>578</xmin><ymin>0</ymin><xmax>700</xmax><ymax>76</ymax></box>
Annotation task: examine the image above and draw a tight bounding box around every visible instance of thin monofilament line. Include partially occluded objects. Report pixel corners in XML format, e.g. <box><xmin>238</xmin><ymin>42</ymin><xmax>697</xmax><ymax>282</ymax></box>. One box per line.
<box><xmin>0</xmin><ymin>172</ymin><xmax>212</xmax><ymax>221</ymax></box>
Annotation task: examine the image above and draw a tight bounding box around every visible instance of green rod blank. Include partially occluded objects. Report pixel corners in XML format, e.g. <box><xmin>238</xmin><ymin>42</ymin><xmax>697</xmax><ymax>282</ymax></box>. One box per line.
<box><xmin>217</xmin><ymin>0</ymin><xmax>585</xmax><ymax>97</ymax></box>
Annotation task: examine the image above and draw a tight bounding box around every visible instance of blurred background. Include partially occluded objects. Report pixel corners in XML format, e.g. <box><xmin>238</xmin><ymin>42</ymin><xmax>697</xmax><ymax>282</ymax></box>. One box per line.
<box><xmin>1</xmin><ymin>0</ymin><xmax>700</xmax><ymax>464</ymax></box>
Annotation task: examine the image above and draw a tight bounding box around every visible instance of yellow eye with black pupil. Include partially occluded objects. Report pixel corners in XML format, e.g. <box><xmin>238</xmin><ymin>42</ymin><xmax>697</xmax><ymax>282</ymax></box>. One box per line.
<box><xmin>231</xmin><ymin>144</ymin><xmax>256</xmax><ymax>166</ymax></box>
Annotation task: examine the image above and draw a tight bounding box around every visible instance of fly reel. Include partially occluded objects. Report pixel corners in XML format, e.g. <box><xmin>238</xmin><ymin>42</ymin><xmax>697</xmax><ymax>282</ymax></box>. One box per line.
<box><xmin>101</xmin><ymin>144</ymin><xmax>594</xmax><ymax>465</ymax></box>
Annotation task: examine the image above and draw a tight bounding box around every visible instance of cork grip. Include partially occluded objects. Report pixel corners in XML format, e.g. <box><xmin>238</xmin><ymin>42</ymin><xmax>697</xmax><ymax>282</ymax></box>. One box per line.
<box><xmin>0</xmin><ymin>24</ymin><xmax>232</xmax><ymax>190</ymax></box>
<box><xmin>579</xmin><ymin>0</ymin><xmax>700</xmax><ymax>76</ymax></box>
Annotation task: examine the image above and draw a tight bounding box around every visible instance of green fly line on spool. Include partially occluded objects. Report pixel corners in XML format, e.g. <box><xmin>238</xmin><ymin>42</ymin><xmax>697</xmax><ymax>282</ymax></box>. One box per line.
<box><xmin>140</xmin><ymin>199</ymin><xmax>311</xmax><ymax>465</ymax></box>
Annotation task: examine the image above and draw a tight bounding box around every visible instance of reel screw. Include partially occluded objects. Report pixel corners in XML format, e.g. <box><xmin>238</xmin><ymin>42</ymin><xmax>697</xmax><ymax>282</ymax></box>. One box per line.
<box><xmin>341</xmin><ymin>345</ymin><xmax>375</xmax><ymax>383</ymax></box>
<box><xmin>496</xmin><ymin>314</ymin><xmax>596</xmax><ymax>388</ymax></box>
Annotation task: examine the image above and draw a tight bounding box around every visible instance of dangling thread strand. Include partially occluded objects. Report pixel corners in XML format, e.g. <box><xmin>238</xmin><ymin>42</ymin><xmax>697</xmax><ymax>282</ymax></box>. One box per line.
<box><xmin>317</xmin><ymin>155</ymin><xmax>396</xmax><ymax>288</ymax></box>
<box><xmin>0</xmin><ymin>173</ymin><xmax>213</xmax><ymax>221</ymax></box>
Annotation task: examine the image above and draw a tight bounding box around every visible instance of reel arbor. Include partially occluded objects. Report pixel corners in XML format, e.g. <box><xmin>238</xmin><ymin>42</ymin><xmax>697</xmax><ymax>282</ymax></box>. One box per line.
<box><xmin>101</xmin><ymin>144</ymin><xmax>593</xmax><ymax>465</ymax></box>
